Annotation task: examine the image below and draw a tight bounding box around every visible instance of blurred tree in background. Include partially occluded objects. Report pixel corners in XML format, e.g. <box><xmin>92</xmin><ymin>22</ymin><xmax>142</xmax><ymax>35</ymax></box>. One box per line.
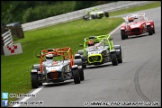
<box><xmin>1</xmin><ymin>1</ymin><xmax>115</xmax><ymax>24</ymax></box>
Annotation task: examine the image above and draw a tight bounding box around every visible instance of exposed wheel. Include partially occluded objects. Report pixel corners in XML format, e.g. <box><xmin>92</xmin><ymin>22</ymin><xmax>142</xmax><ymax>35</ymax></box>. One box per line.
<box><xmin>147</xmin><ymin>25</ymin><xmax>153</xmax><ymax>35</ymax></box>
<box><xmin>153</xmin><ymin>25</ymin><xmax>155</xmax><ymax>33</ymax></box>
<box><xmin>79</xmin><ymin>68</ymin><xmax>84</xmax><ymax>81</ymax></box>
<box><xmin>117</xmin><ymin>47</ymin><xmax>123</xmax><ymax>63</ymax></box>
<box><xmin>82</xmin><ymin>64</ymin><xmax>86</xmax><ymax>69</ymax></box>
<box><xmin>121</xmin><ymin>30</ymin><xmax>127</xmax><ymax>40</ymax></box>
<box><xmin>111</xmin><ymin>53</ymin><xmax>118</xmax><ymax>66</ymax></box>
<box><xmin>73</xmin><ymin>69</ymin><xmax>80</xmax><ymax>84</ymax></box>
<box><xmin>31</xmin><ymin>73</ymin><xmax>39</xmax><ymax>88</ymax></box>
<box><xmin>153</xmin><ymin>28</ymin><xmax>155</xmax><ymax>34</ymax></box>
<box><xmin>91</xmin><ymin>14</ymin><xmax>97</xmax><ymax>19</ymax></box>
<box><xmin>105</xmin><ymin>11</ymin><xmax>109</xmax><ymax>17</ymax></box>
<box><xmin>78</xmin><ymin>50</ymin><xmax>87</xmax><ymax>68</ymax></box>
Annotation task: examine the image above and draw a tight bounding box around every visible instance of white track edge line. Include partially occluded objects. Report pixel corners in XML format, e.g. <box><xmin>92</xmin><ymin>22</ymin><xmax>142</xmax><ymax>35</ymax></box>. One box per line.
<box><xmin>12</xmin><ymin>86</ymin><xmax>44</xmax><ymax>107</ymax></box>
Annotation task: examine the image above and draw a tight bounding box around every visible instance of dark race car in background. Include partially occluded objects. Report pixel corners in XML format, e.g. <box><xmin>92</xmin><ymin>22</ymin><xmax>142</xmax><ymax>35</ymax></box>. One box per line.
<box><xmin>120</xmin><ymin>13</ymin><xmax>155</xmax><ymax>40</ymax></box>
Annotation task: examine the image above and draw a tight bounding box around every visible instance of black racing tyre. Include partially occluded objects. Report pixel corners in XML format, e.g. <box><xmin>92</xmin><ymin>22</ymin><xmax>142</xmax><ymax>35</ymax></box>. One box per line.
<box><xmin>153</xmin><ymin>25</ymin><xmax>155</xmax><ymax>34</ymax></box>
<box><xmin>82</xmin><ymin>64</ymin><xmax>86</xmax><ymax>69</ymax></box>
<box><xmin>117</xmin><ymin>47</ymin><xmax>123</xmax><ymax>63</ymax></box>
<box><xmin>121</xmin><ymin>30</ymin><xmax>127</xmax><ymax>40</ymax></box>
<box><xmin>73</xmin><ymin>69</ymin><xmax>80</xmax><ymax>84</ymax></box>
<box><xmin>147</xmin><ymin>25</ymin><xmax>153</xmax><ymax>35</ymax></box>
<box><xmin>111</xmin><ymin>53</ymin><xmax>118</xmax><ymax>66</ymax></box>
<box><xmin>38</xmin><ymin>82</ymin><xmax>42</xmax><ymax>86</ymax></box>
<box><xmin>105</xmin><ymin>11</ymin><xmax>109</xmax><ymax>17</ymax></box>
<box><xmin>79</xmin><ymin>68</ymin><xmax>84</xmax><ymax>81</ymax></box>
<box><xmin>31</xmin><ymin>73</ymin><xmax>39</xmax><ymax>88</ymax></box>
<box><xmin>91</xmin><ymin>14</ymin><xmax>97</xmax><ymax>19</ymax></box>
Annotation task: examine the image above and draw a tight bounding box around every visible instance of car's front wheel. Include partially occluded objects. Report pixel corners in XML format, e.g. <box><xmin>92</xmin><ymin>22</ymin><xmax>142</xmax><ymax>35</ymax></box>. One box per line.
<box><xmin>73</xmin><ymin>69</ymin><xmax>80</xmax><ymax>84</ymax></box>
<box><xmin>117</xmin><ymin>47</ymin><xmax>123</xmax><ymax>63</ymax></box>
<box><xmin>111</xmin><ymin>52</ymin><xmax>118</xmax><ymax>66</ymax></box>
<box><xmin>31</xmin><ymin>73</ymin><xmax>39</xmax><ymax>88</ymax></box>
<box><xmin>121</xmin><ymin>30</ymin><xmax>128</xmax><ymax>40</ymax></box>
<box><xmin>105</xmin><ymin>11</ymin><xmax>109</xmax><ymax>17</ymax></box>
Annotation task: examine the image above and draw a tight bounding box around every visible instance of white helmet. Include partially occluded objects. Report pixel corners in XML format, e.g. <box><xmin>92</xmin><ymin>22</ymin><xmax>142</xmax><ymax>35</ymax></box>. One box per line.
<box><xmin>46</xmin><ymin>54</ymin><xmax>53</xmax><ymax>60</ymax></box>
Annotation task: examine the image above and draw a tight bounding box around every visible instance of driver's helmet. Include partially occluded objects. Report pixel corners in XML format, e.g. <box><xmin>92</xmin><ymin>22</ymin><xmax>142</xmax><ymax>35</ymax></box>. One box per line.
<box><xmin>46</xmin><ymin>54</ymin><xmax>53</xmax><ymax>61</ymax></box>
<box><xmin>88</xmin><ymin>40</ymin><xmax>94</xmax><ymax>46</ymax></box>
<box><xmin>128</xmin><ymin>17</ymin><xmax>134</xmax><ymax>22</ymax></box>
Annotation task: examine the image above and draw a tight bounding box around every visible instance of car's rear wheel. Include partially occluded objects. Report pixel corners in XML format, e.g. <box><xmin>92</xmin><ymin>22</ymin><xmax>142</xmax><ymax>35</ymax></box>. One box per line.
<box><xmin>105</xmin><ymin>11</ymin><xmax>109</xmax><ymax>17</ymax></box>
<box><xmin>79</xmin><ymin>68</ymin><xmax>84</xmax><ymax>81</ymax></box>
<box><xmin>117</xmin><ymin>47</ymin><xmax>123</xmax><ymax>63</ymax></box>
<box><xmin>147</xmin><ymin>25</ymin><xmax>153</xmax><ymax>35</ymax></box>
<box><xmin>111</xmin><ymin>53</ymin><xmax>118</xmax><ymax>66</ymax></box>
<box><xmin>31</xmin><ymin>73</ymin><xmax>39</xmax><ymax>88</ymax></box>
<box><xmin>153</xmin><ymin>25</ymin><xmax>155</xmax><ymax>34</ymax></box>
<box><xmin>153</xmin><ymin>28</ymin><xmax>155</xmax><ymax>34</ymax></box>
<box><xmin>82</xmin><ymin>64</ymin><xmax>86</xmax><ymax>69</ymax></box>
<box><xmin>73</xmin><ymin>69</ymin><xmax>80</xmax><ymax>84</ymax></box>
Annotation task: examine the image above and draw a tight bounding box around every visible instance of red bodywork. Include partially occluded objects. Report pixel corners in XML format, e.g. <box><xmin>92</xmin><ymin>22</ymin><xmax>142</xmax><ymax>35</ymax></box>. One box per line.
<box><xmin>121</xmin><ymin>20</ymin><xmax>155</xmax><ymax>36</ymax></box>
<box><xmin>120</xmin><ymin>13</ymin><xmax>155</xmax><ymax>37</ymax></box>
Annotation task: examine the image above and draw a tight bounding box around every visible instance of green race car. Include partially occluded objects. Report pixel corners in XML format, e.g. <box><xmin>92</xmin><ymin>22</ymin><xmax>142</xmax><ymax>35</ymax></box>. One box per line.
<box><xmin>75</xmin><ymin>34</ymin><xmax>122</xmax><ymax>68</ymax></box>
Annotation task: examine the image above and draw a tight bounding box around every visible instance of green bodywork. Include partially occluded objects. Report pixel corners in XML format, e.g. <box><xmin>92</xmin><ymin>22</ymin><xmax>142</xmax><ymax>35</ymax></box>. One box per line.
<box><xmin>85</xmin><ymin>8</ymin><xmax>104</xmax><ymax>18</ymax></box>
<box><xmin>86</xmin><ymin>8</ymin><xmax>99</xmax><ymax>15</ymax></box>
<box><xmin>87</xmin><ymin>54</ymin><xmax>103</xmax><ymax>64</ymax></box>
<box><xmin>83</xmin><ymin>34</ymin><xmax>115</xmax><ymax>56</ymax></box>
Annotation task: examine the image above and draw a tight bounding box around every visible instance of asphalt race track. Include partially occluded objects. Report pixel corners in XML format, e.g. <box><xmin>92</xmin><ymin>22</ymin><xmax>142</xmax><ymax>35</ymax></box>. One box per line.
<box><xmin>16</xmin><ymin>7</ymin><xmax>161</xmax><ymax>107</ymax></box>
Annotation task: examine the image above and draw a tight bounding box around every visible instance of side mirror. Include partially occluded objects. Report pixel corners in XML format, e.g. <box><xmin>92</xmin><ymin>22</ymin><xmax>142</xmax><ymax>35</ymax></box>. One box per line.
<box><xmin>79</xmin><ymin>44</ymin><xmax>83</xmax><ymax>47</ymax></box>
<box><xmin>36</xmin><ymin>55</ymin><xmax>40</xmax><ymax>58</ymax></box>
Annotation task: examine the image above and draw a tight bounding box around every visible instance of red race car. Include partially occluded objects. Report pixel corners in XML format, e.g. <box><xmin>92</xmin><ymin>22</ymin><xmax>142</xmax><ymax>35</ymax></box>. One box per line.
<box><xmin>120</xmin><ymin>13</ymin><xmax>155</xmax><ymax>40</ymax></box>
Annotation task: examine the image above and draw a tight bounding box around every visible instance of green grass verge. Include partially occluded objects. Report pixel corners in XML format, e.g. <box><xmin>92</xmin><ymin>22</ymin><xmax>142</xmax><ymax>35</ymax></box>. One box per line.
<box><xmin>1</xmin><ymin>1</ymin><xmax>161</xmax><ymax>103</ymax></box>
